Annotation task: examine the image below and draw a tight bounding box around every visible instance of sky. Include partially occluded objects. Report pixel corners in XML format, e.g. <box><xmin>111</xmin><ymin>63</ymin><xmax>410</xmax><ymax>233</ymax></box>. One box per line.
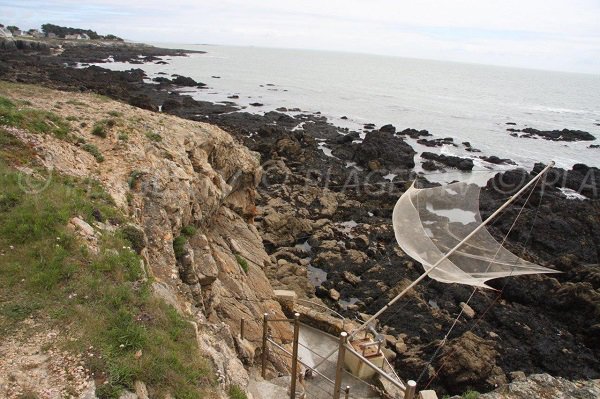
<box><xmin>2</xmin><ymin>0</ymin><xmax>600</xmax><ymax>74</ymax></box>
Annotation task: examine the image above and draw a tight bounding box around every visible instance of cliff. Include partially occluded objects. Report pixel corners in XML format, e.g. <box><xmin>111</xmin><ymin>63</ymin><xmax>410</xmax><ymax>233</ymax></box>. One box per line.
<box><xmin>0</xmin><ymin>81</ymin><xmax>291</xmax><ymax>398</ymax></box>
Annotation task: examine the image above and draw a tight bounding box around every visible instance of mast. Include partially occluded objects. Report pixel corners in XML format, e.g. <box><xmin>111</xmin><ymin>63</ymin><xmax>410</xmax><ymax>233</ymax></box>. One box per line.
<box><xmin>350</xmin><ymin>161</ymin><xmax>555</xmax><ymax>338</ymax></box>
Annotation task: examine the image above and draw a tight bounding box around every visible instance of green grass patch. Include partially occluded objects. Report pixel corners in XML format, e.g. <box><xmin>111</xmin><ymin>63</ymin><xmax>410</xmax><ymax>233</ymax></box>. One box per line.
<box><xmin>228</xmin><ymin>385</ymin><xmax>247</xmax><ymax>399</ymax></box>
<box><xmin>0</xmin><ymin>159</ymin><xmax>214</xmax><ymax>398</ymax></box>
<box><xmin>145</xmin><ymin>132</ymin><xmax>162</xmax><ymax>142</ymax></box>
<box><xmin>118</xmin><ymin>133</ymin><xmax>129</xmax><ymax>141</ymax></box>
<box><xmin>173</xmin><ymin>226</ymin><xmax>197</xmax><ymax>260</ymax></box>
<box><xmin>91</xmin><ymin>119</ymin><xmax>116</xmax><ymax>138</ymax></box>
<box><xmin>235</xmin><ymin>255</ymin><xmax>248</xmax><ymax>274</ymax></box>
<box><xmin>107</xmin><ymin>111</ymin><xmax>122</xmax><ymax>117</ymax></box>
<box><xmin>82</xmin><ymin>143</ymin><xmax>105</xmax><ymax>162</ymax></box>
<box><xmin>0</xmin><ymin>95</ymin><xmax>70</xmax><ymax>139</ymax></box>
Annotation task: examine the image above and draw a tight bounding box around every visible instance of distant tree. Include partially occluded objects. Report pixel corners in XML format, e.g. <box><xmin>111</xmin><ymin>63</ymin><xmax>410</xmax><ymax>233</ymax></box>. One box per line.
<box><xmin>41</xmin><ymin>23</ymin><xmax>105</xmax><ymax>39</ymax></box>
<box><xmin>6</xmin><ymin>25</ymin><xmax>20</xmax><ymax>33</ymax></box>
<box><xmin>104</xmin><ymin>34</ymin><xmax>124</xmax><ymax>41</ymax></box>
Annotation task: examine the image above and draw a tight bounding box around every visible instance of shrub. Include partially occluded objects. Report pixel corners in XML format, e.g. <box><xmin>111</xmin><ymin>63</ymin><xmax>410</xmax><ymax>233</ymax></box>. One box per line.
<box><xmin>181</xmin><ymin>225</ymin><xmax>197</xmax><ymax>238</ymax></box>
<box><xmin>118</xmin><ymin>133</ymin><xmax>128</xmax><ymax>141</ymax></box>
<box><xmin>83</xmin><ymin>143</ymin><xmax>104</xmax><ymax>162</ymax></box>
<box><xmin>236</xmin><ymin>254</ymin><xmax>249</xmax><ymax>274</ymax></box>
<box><xmin>173</xmin><ymin>236</ymin><xmax>187</xmax><ymax>259</ymax></box>
<box><xmin>462</xmin><ymin>391</ymin><xmax>480</xmax><ymax>399</ymax></box>
<box><xmin>91</xmin><ymin>123</ymin><xmax>107</xmax><ymax>138</ymax></box>
<box><xmin>119</xmin><ymin>225</ymin><xmax>146</xmax><ymax>254</ymax></box>
<box><xmin>107</xmin><ymin>111</ymin><xmax>122</xmax><ymax>117</ymax></box>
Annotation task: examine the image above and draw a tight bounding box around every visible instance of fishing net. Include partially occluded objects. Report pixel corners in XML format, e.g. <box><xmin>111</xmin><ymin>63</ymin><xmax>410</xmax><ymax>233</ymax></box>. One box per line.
<box><xmin>392</xmin><ymin>176</ymin><xmax>557</xmax><ymax>288</ymax></box>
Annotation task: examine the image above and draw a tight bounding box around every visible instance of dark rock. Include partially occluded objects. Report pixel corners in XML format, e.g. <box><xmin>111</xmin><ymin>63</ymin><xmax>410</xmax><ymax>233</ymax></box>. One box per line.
<box><xmin>341</xmin><ymin>116</ymin><xmax>348</xmax><ymax>120</ymax></box>
<box><xmin>422</xmin><ymin>160</ymin><xmax>439</xmax><ymax>171</ymax></box>
<box><xmin>354</xmin><ymin>130</ymin><xmax>416</xmax><ymax>170</ymax></box>
<box><xmin>421</xmin><ymin>152</ymin><xmax>473</xmax><ymax>171</ymax></box>
<box><xmin>399</xmin><ymin>128</ymin><xmax>432</xmax><ymax>139</ymax></box>
<box><xmin>380</xmin><ymin>124</ymin><xmax>396</xmax><ymax>134</ymax></box>
<box><xmin>228</xmin><ymin>95</ymin><xmax>240</xmax><ymax>99</ymax></box>
<box><xmin>481</xmin><ymin>155</ymin><xmax>515</xmax><ymax>165</ymax></box>
<box><xmin>171</xmin><ymin>75</ymin><xmax>206</xmax><ymax>87</ymax></box>
<box><xmin>508</xmin><ymin>127</ymin><xmax>595</xmax><ymax>141</ymax></box>
<box><xmin>250</xmin><ymin>102</ymin><xmax>264</xmax><ymax>107</ymax></box>
<box><xmin>506</xmin><ymin>122</ymin><xmax>517</xmax><ymax>125</ymax></box>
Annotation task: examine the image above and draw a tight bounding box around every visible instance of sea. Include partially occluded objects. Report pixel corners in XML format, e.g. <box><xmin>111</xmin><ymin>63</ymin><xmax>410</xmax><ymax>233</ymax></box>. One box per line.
<box><xmin>96</xmin><ymin>44</ymin><xmax>600</xmax><ymax>171</ymax></box>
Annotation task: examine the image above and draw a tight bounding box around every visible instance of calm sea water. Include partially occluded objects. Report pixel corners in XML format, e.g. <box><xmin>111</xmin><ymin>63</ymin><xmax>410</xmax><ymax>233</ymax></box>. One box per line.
<box><xmin>100</xmin><ymin>44</ymin><xmax>600</xmax><ymax>169</ymax></box>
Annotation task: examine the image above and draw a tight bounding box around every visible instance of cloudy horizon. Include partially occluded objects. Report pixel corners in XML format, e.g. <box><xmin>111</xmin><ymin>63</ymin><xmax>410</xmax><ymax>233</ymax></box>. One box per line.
<box><xmin>2</xmin><ymin>0</ymin><xmax>600</xmax><ymax>74</ymax></box>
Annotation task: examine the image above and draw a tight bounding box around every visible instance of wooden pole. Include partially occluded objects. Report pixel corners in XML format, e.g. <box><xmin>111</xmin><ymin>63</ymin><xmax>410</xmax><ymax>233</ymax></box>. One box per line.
<box><xmin>261</xmin><ymin>313</ymin><xmax>268</xmax><ymax>378</ymax></box>
<box><xmin>333</xmin><ymin>332</ymin><xmax>348</xmax><ymax>399</ymax></box>
<box><xmin>289</xmin><ymin>313</ymin><xmax>300</xmax><ymax>399</ymax></box>
<box><xmin>240</xmin><ymin>318</ymin><xmax>245</xmax><ymax>340</ymax></box>
<box><xmin>352</xmin><ymin>161</ymin><xmax>555</xmax><ymax>338</ymax></box>
<box><xmin>405</xmin><ymin>380</ymin><xmax>417</xmax><ymax>399</ymax></box>
<box><xmin>344</xmin><ymin>386</ymin><xmax>350</xmax><ymax>399</ymax></box>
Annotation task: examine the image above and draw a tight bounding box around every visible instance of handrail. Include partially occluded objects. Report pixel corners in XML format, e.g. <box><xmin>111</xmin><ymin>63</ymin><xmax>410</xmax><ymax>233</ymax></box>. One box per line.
<box><xmin>344</xmin><ymin>343</ymin><xmax>406</xmax><ymax>391</ymax></box>
<box><xmin>267</xmin><ymin>337</ymin><xmax>336</xmax><ymax>385</ymax></box>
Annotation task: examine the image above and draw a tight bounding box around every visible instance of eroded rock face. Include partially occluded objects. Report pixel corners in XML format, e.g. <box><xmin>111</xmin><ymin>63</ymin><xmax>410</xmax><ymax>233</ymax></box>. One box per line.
<box><xmin>3</xmin><ymin>86</ymin><xmax>292</xmax><ymax>392</ymax></box>
<box><xmin>437</xmin><ymin>331</ymin><xmax>505</xmax><ymax>392</ymax></box>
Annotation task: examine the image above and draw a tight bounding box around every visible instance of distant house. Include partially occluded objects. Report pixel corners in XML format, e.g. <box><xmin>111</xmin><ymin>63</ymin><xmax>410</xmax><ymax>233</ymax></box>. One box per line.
<box><xmin>47</xmin><ymin>32</ymin><xmax>57</xmax><ymax>38</ymax></box>
<box><xmin>65</xmin><ymin>33</ymin><xmax>90</xmax><ymax>40</ymax></box>
<box><xmin>12</xmin><ymin>29</ymin><xmax>22</xmax><ymax>36</ymax></box>
<box><xmin>0</xmin><ymin>26</ymin><xmax>13</xmax><ymax>38</ymax></box>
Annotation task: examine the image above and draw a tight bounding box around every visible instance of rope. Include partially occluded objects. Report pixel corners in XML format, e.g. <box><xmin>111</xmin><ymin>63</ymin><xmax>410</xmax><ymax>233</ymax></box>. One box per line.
<box><xmin>419</xmin><ymin>175</ymin><xmax>546</xmax><ymax>389</ymax></box>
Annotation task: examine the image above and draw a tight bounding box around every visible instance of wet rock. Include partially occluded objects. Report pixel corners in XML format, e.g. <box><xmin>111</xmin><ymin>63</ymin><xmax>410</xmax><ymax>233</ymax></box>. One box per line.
<box><xmin>481</xmin><ymin>155</ymin><xmax>515</xmax><ymax>165</ymax></box>
<box><xmin>421</xmin><ymin>152</ymin><xmax>473</xmax><ymax>171</ymax></box>
<box><xmin>508</xmin><ymin>127</ymin><xmax>595</xmax><ymax>141</ymax></box>
<box><xmin>354</xmin><ymin>130</ymin><xmax>416</xmax><ymax>170</ymax></box>
<box><xmin>399</xmin><ymin>128</ymin><xmax>432</xmax><ymax>138</ymax></box>
<box><xmin>380</xmin><ymin>124</ymin><xmax>396</xmax><ymax>134</ymax></box>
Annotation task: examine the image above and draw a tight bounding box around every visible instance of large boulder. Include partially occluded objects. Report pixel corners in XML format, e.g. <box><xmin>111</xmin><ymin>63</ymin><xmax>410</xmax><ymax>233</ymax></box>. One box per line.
<box><xmin>354</xmin><ymin>130</ymin><xmax>416</xmax><ymax>170</ymax></box>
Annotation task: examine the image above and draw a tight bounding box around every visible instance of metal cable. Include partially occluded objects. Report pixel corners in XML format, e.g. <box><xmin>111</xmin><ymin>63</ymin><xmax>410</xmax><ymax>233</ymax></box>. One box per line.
<box><xmin>420</xmin><ymin>176</ymin><xmax>546</xmax><ymax>389</ymax></box>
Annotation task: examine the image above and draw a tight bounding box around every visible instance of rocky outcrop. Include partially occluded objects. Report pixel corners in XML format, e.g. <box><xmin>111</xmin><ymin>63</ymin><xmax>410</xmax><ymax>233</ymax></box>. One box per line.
<box><xmin>354</xmin><ymin>130</ymin><xmax>416</xmax><ymax>169</ymax></box>
<box><xmin>421</xmin><ymin>152</ymin><xmax>474</xmax><ymax>171</ymax></box>
<box><xmin>466</xmin><ymin>373</ymin><xmax>600</xmax><ymax>399</ymax></box>
<box><xmin>507</xmin><ymin>127</ymin><xmax>596</xmax><ymax>141</ymax></box>
<box><xmin>1</xmin><ymin>84</ymin><xmax>292</xmax><ymax>394</ymax></box>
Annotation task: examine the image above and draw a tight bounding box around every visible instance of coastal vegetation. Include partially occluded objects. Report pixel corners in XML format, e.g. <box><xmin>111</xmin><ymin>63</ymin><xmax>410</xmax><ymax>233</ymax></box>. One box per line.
<box><xmin>0</xmin><ymin>127</ymin><xmax>213</xmax><ymax>398</ymax></box>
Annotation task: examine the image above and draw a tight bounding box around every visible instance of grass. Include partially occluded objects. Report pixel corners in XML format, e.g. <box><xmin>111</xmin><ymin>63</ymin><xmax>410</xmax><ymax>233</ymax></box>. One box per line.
<box><xmin>92</xmin><ymin>119</ymin><xmax>116</xmax><ymax>138</ymax></box>
<box><xmin>146</xmin><ymin>132</ymin><xmax>162</xmax><ymax>142</ymax></box>
<box><xmin>173</xmin><ymin>226</ymin><xmax>197</xmax><ymax>260</ymax></box>
<box><xmin>235</xmin><ymin>255</ymin><xmax>248</xmax><ymax>274</ymax></box>
<box><xmin>228</xmin><ymin>385</ymin><xmax>247</xmax><ymax>399</ymax></box>
<box><xmin>0</xmin><ymin>141</ymin><xmax>214</xmax><ymax>398</ymax></box>
<box><xmin>82</xmin><ymin>144</ymin><xmax>105</xmax><ymax>162</ymax></box>
<box><xmin>0</xmin><ymin>95</ymin><xmax>70</xmax><ymax>139</ymax></box>
<box><xmin>462</xmin><ymin>391</ymin><xmax>480</xmax><ymax>399</ymax></box>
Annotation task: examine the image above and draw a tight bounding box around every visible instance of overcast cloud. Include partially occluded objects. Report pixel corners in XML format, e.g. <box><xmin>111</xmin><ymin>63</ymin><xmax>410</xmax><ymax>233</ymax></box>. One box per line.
<box><xmin>2</xmin><ymin>0</ymin><xmax>600</xmax><ymax>73</ymax></box>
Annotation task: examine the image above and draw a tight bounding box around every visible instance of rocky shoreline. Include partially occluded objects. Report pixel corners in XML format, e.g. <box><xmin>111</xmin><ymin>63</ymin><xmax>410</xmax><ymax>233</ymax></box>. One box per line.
<box><xmin>1</xmin><ymin>39</ymin><xmax>599</xmax><ymax>397</ymax></box>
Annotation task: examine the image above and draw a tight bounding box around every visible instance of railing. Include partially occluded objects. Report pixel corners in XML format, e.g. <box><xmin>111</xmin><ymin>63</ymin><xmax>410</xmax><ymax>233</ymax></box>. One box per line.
<box><xmin>259</xmin><ymin>311</ymin><xmax>418</xmax><ymax>399</ymax></box>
